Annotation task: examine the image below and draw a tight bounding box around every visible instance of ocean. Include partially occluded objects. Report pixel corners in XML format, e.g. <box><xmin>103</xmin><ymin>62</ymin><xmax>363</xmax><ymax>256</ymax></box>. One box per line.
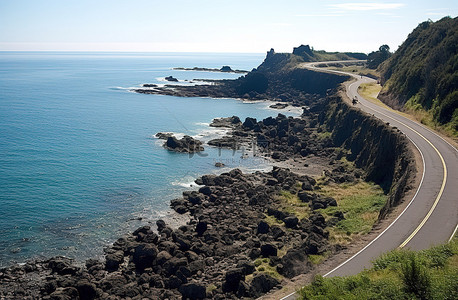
<box><xmin>0</xmin><ymin>51</ymin><xmax>300</xmax><ymax>266</ymax></box>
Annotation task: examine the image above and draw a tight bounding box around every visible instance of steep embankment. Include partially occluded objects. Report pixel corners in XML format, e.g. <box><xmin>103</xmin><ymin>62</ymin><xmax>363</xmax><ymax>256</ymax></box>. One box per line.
<box><xmin>319</xmin><ymin>95</ymin><xmax>416</xmax><ymax>218</ymax></box>
<box><xmin>378</xmin><ymin>17</ymin><xmax>458</xmax><ymax>133</ymax></box>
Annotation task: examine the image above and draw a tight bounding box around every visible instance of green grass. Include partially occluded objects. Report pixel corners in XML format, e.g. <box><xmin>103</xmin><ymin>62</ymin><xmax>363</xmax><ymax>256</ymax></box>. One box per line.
<box><xmin>298</xmin><ymin>238</ymin><xmax>458</xmax><ymax>300</ymax></box>
<box><xmin>317</xmin><ymin>131</ymin><xmax>332</xmax><ymax>140</ymax></box>
<box><xmin>263</xmin><ymin>213</ymin><xmax>285</xmax><ymax>227</ymax></box>
<box><xmin>274</xmin><ymin>190</ymin><xmax>311</xmax><ymax>220</ymax></box>
<box><xmin>308</xmin><ymin>252</ymin><xmax>330</xmax><ymax>265</ymax></box>
<box><xmin>246</xmin><ymin>258</ymin><xmax>283</xmax><ymax>283</ymax></box>
<box><xmin>206</xmin><ymin>284</ymin><xmax>217</xmax><ymax>294</ymax></box>
<box><xmin>315</xmin><ymin>181</ymin><xmax>387</xmax><ymax>244</ymax></box>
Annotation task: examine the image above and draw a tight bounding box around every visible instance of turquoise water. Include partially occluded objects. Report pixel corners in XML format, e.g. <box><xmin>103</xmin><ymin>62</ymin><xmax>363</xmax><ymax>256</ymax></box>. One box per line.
<box><xmin>0</xmin><ymin>52</ymin><xmax>299</xmax><ymax>266</ymax></box>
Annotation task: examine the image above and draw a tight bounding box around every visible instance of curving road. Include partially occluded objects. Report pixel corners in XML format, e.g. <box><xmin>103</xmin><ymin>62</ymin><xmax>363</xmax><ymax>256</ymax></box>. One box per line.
<box><xmin>280</xmin><ymin>61</ymin><xmax>458</xmax><ymax>300</ymax></box>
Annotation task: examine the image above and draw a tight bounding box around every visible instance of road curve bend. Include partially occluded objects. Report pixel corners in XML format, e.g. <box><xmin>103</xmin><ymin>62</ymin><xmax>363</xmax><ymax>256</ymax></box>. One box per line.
<box><xmin>279</xmin><ymin>61</ymin><xmax>458</xmax><ymax>300</ymax></box>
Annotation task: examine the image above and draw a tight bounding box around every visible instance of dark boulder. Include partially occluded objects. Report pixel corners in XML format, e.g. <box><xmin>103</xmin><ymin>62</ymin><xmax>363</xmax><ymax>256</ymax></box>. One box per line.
<box><xmin>261</xmin><ymin>244</ymin><xmax>278</xmax><ymax>257</ymax></box>
<box><xmin>283</xmin><ymin>216</ymin><xmax>299</xmax><ymax>228</ymax></box>
<box><xmin>195</xmin><ymin>221</ymin><xmax>208</xmax><ymax>236</ymax></box>
<box><xmin>156</xmin><ymin>250</ymin><xmax>172</xmax><ymax>265</ymax></box>
<box><xmin>302</xmin><ymin>181</ymin><xmax>314</xmax><ymax>191</ymax></box>
<box><xmin>105</xmin><ymin>251</ymin><xmax>124</xmax><ymax>271</ymax></box>
<box><xmin>133</xmin><ymin>244</ymin><xmax>158</xmax><ymax>271</ymax></box>
<box><xmin>237</xmin><ymin>260</ymin><xmax>256</xmax><ymax>275</ymax></box>
<box><xmin>257</xmin><ymin>221</ymin><xmax>270</xmax><ymax>234</ymax></box>
<box><xmin>185</xmin><ymin>191</ymin><xmax>204</xmax><ymax>205</ymax></box>
<box><xmin>298</xmin><ymin>190</ymin><xmax>315</xmax><ymax>202</ymax></box>
<box><xmin>271</xmin><ymin>226</ymin><xmax>286</xmax><ymax>240</ymax></box>
<box><xmin>222</xmin><ymin>268</ymin><xmax>245</xmax><ymax>293</ymax></box>
<box><xmin>156</xmin><ymin>219</ymin><xmax>166</xmax><ymax>231</ymax></box>
<box><xmin>76</xmin><ymin>281</ymin><xmax>97</xmax><ymax>300</ymax></box>
<box><xmin>47</xmin><ymin>257</ymin><xmax>79</xmax><ymax>275</ymax></box>
<box><xmin>179</xmin><ymin>282</ymin><xmax>206</xmax><ymax>300</ymax></box>
<box><xmin>210</xmin><ymin>116</ymin><xmax>241</xmax><ymax>128</ymax></box>
<box><xmin>249</xmin><ymin>274</ymin><xmax>280</xmax><ymax>298</ymax></box>
<box><xmin>243</xmin><ymin>117</ymin><xmax>257</xmax><ymax>130</ymax></box>
<box><xmin>278</xmin><ymin>249</ymin><xmax>312</xmax><ymax>278</ymax></box>
<box><xmin>165</xmin><ymin>135</ymin><xmax>204</xmax><ymax>153</ymax></box>
<box><xmin>165</xmin><ymin>76</ymin><xmax>178</xmax><ymax>82</ymax></box>
<box><xmin>198</xmin><ymin>186</ymin><xmax>213</xmax><ymax>195</ymax></box>
<box><xmin>310</xmin><ymin>213</ymin><xmax>326</xmax><ymax>228</ymax></box>
<box><xmin>267</xmin><ymin>207</ymin><xmax>289</xmax><ymax>221</ymax></box>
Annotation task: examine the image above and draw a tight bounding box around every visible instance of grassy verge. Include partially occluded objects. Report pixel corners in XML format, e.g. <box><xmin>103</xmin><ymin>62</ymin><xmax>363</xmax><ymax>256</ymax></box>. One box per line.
<box><xmin>358</xmin><ymin>83</ymin><xmax>458</xmax><ymax>141</ymax></box>
<box><xmin>298</xmin><ymin>238</ymin><xmax>458</xmax><ymax>299</ymax></box>
<box><xmin>315</xmin><ymin>179</ymin><xmax>387</xmax><ymax>245</ymax></box>
<box><xmin>358</xmin><ymin>83</ymin><xmax>387</xmax><ymax>107</ymax></box>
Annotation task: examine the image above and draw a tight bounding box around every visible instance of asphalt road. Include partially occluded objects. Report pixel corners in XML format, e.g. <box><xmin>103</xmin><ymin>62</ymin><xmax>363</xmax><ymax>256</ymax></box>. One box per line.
<box><xmin>279</xmin><ymin>61</ymin><xmax>458</xmax><ymax>300</ymax></box>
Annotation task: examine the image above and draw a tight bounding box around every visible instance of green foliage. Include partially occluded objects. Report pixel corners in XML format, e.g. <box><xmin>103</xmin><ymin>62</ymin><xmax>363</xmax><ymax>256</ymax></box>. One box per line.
<box><xmin>401</xmin><ymin>253</ymin><xmax>431</xmax><ymax>299</ymax></box>
<box><xmin>379</xmin><ymin>16</ymin><xmax>458</xmax><ymax>129</ymax></box>
<box><xmin>367</xmin><ymin>44</ymin><xmax>392</xmax><ymax>69</ymax></box>
<box><xmin>299</xmin><ymin>238</ymin><xmax>458</xmax><ymax>300</ymax></box>
<box><xmin>299</xmin><ymin>274</ymin><xmax>404</xmax><ymax>299</ymax></box>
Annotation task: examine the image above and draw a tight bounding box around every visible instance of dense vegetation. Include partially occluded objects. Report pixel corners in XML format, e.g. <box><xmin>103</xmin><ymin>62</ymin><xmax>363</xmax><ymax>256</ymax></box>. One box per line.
<box><xmin>299</xmin><ymin>238</ymin><xmax>458</xmax><ymax>299</ymax></box>
<box><xmin>378</xmin><ymin>17</ymin><xmax>458</xmax><ymax>133</ymax></box>
<box><xmin>367</xmin><ymin>45</ymin><xmax>392</xmax><ymax>69</ymax></box>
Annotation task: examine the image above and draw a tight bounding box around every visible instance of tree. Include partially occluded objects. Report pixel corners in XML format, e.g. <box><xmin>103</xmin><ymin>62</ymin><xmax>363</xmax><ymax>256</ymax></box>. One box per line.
<box><xmin>367</xmin><ymin>45</ymin><xmax>392</xmax><ymax>69</ymax></box>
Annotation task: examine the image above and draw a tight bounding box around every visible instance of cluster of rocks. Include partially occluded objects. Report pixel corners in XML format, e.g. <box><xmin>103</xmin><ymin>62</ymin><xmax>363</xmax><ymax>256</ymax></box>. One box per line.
<box><xmin>156</xmin><ymin>133</ymin><xmax>204</xmax><ymax>153</ymax></box>
<box><xmin>209</xmin><ymin>116</ymin><xmax>241</xmax><ymax>128</ymax></box>
<box><xmin>0</xmin><ymin>166</ymin><xmax>346</xmax><ymax>300</ymax></box>
<box><xmin>206</xmin><ymin>112</ymin><xmax>337</xmax><ymax>163</ymax></box>
<box><xmin>165</xmin><ymin>76</ymin><xmax>179</xmax><ymax>82</ymax></box>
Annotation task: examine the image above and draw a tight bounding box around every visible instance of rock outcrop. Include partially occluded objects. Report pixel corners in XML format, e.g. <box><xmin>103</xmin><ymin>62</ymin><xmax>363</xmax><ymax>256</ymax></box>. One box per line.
<box><xmin>163</xmin><ymin>135</ymin><xmax>204</xmax><ymax>153</ymax></box>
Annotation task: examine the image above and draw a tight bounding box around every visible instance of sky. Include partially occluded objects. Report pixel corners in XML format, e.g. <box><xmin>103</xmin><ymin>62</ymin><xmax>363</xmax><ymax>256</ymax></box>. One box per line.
<box><xmin>0</xmin><ymin>0</ymin><xmax>456</xmax><ymax>54</ymax></box>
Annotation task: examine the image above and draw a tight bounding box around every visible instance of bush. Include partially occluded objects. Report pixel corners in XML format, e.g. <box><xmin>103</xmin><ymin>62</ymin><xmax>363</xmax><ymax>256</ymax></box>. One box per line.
<box><xmin>401</xmin><ymin>253</ymin><xmax>431</xmax><ymax>299</ymax></box>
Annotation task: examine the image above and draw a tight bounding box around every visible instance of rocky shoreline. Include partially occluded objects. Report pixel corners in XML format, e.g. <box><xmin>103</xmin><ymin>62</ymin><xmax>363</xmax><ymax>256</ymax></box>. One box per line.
<box><xmin>0</xmin><ymin>96</ymin><xmax>370</xmax><ymax>299</ymax></box>
<box><xmin>1</xmin><ymin>47</ymin><xmax>416</xmax><ymax>300</ymax></box>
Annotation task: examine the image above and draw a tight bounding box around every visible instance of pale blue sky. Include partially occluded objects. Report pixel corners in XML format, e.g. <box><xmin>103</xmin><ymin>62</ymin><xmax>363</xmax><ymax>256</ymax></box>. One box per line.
<box><xmin>0</xmin><ymin>0</ymin><xmax>456</xmax><ymax>53</ymax></box>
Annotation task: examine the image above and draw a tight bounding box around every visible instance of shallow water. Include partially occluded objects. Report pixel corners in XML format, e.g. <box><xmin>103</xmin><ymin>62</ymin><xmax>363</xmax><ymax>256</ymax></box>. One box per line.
<box><xmin>0</xmin><ymin>52</ymin><xmax>300</xmax><ymax>266</ymax></box>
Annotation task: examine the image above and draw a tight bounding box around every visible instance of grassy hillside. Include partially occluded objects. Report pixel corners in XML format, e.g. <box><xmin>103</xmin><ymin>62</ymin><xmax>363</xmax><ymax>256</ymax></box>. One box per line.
<box><xmin>378</xmin><ymin>17</ymin><xmax>458</xmax><ymax>135</ymax></box>
<box><xmin>299</xmin><ymin>238</ymin><xmax>458</xmax><ymax>299</ymax></box>
<box><xmin>291</xmin><ymin>45</ymin><xmax>367</xmax><ymax>63</ymax></box>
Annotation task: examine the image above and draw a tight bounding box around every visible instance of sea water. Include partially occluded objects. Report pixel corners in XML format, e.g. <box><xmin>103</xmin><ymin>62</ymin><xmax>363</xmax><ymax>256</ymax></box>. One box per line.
<box><xmin>0</xmin><ymin>52</ymin><xmax>300</xmax><ymax>266</ymax></box>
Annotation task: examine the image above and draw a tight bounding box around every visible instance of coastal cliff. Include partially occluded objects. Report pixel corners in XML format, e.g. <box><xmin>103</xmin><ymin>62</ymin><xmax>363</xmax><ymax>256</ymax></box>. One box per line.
<box><xmin>319</xmin><ymin>95</ymin><xmax>416</xmax><ymax>218</ymax></box>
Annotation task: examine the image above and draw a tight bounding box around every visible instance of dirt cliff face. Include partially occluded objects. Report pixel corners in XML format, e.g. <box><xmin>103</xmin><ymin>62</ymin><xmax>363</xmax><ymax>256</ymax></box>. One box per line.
<box><xmin>319</xmin><ymin>95</ymin><xmax>416</xmax><ymax>218</ymax></box>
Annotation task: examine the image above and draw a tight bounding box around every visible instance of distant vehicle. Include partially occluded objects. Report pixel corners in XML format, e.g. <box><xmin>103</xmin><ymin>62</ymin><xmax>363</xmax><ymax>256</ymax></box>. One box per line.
<box><xmin>352</xmin><ymin>96</ymin><xmax>358</xmax><ymax>105</ymax></box>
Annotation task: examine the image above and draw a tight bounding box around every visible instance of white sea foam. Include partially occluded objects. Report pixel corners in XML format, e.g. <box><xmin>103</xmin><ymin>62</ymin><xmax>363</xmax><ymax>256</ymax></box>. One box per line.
<box><xmin>110</xmin><ymin>86</ymin><xmax>131</xmax><ymax>90</ymax></box>
<box><xmin>172</xmin><ymin>176</ymin><xmax>202</xmax><ymax>188</ymax></box>
<box><xmin>195</xmin><ymin>122</ymin><xmax>210</xmax><ymax>126</ymax></box>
